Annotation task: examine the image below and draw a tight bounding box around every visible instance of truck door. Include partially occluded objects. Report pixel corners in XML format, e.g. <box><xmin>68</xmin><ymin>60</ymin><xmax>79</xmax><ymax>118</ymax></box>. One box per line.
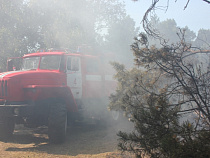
<box><xmin>66</xmin><ymin>56</ymin><xmax>82</xmax><ymax>99</ymax></box>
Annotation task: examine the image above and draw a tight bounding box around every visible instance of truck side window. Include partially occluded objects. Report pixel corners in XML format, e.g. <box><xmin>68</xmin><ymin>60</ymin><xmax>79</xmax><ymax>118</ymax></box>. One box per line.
<box><xmin>67</xmin><ymin>57</ymin><xmax>79</xmax><ymax>71</ymax></box>
<box><xmin>72</xmin><ymin>58</ymin><xmax>79</xmax><ymax>71</ymax></box>
<box><xmin>67</xmin><ymin>58</ymin><xmax>71</xmax><ymax>70</ymax></box>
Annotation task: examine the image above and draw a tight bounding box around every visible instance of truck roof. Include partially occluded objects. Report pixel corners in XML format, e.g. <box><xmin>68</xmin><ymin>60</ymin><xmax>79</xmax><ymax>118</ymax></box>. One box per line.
<box><xmin>23</xmin><ymin>51</ymin><xmax>98</xmax><ymax>58</ymax></box>
<box><xmin>23</xmin><ymin>52</ymin><xmax>65</xmax><ymax>57</ymax></box>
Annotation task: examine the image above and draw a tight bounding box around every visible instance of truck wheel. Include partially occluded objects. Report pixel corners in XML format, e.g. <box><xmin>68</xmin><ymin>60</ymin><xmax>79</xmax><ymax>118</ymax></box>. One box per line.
<box><xmin>0</xmin><ymin>118</ymin><xmax>15</xmax><ymax>139</ymax></box>
<box><xmin>48</xmin><ymin>102</ymin><xmax>67</xmax><ymax>144</ymax></box>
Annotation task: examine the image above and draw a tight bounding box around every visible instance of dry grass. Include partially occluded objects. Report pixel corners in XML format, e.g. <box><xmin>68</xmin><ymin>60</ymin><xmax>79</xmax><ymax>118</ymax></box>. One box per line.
<box><xmin>0</xmin><ymin>122</ymin><xmax>135</xmax><ymax>158</ymax></box>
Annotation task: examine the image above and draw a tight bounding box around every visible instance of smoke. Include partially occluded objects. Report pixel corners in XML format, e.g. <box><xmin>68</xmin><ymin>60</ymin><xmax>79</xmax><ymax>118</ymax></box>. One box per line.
<box><xmin>26</xmin><ymin>0</ymin><xmax>138</xmax><ymax>65</ymax></box>
<box><xmin>2</xmin><ymin>0</ymin><xmax>137</xmax><ymax>140</ymax></box>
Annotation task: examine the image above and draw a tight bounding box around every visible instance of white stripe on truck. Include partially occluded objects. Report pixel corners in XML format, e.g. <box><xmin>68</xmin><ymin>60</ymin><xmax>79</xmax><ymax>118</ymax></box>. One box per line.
<box><xmin>86</xmin><ymin>75</ymin><xmax>102</xmax><ymax>81</ymax></box>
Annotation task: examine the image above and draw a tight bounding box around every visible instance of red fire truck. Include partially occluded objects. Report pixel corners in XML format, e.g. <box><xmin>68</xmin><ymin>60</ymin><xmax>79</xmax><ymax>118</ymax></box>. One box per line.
<box><xmin>0</xmin><ymin>49</ymin><xmax>117</xmax><ymax>143</ymax></box>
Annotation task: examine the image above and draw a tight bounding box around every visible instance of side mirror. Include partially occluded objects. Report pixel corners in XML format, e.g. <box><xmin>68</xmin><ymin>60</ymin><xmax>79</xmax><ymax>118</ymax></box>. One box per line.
<box><xmin>7</xmin><ymin>57</ymin><xmax>22</xmax><ymax>71</ymax></box>
<box><xmin>7</xmin><ymin>59</ymin><xmax>14</xmax><ymax>71</ymax></box>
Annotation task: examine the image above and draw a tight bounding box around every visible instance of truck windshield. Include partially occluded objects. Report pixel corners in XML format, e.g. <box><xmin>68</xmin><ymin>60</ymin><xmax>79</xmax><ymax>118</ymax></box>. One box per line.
<box><xmin>39</xmin><ymin>55</ymin><xmax>61</xmax><ymax>70</ymax></box>
<box><xmin>22</xmin><ymin>57</ymin><xmax>40</xmax><ymax>70</ymax></box>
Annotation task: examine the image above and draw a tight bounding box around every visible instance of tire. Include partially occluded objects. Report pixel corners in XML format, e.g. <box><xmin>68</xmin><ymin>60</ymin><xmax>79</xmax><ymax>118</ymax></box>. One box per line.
<box><xmin>48</xmin><ymin>102</ymin><xmax>67</xmax><ymax>144</ymax></box>
<box><xmin>0</xmin><ymin>117</ymin><xmax>15</xmax><ymax>139</ymax></box>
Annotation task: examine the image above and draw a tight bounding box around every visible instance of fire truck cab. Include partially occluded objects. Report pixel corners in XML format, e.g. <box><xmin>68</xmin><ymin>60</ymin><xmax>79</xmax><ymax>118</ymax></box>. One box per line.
<box><xmin>0</xmin><ymin>50</ymin><xmax>116</xmax><ymax>143</ymax></box>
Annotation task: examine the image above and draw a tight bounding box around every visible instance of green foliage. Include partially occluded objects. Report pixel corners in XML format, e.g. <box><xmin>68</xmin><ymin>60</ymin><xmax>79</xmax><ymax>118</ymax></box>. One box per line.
<box><xmin>0</xmin><ymin>0</ymin><xmax>137</xmax><ymax>71</ymax></box>
<box><xmin>28</xmin><ymin>0</ymin><xmax>128</xmax><ymax>49</ymax></box>
<box><xmin>0</xmin><ymin>0</ymin><xmax>45</xmax><ymax>71</ymax></box>
<box><xmin>105</xmin><ymin>16</ymin><xmax>139</xmax><ymax>65</ymax></box>
<box><xmin>109</xmin><ymin>32</ymin><xmax>210</xmax><ymax>157</ymax></box>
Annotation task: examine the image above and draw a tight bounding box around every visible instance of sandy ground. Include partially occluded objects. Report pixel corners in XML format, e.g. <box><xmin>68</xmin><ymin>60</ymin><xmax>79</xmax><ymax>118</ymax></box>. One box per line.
<box><xmin>0</xmin><ymin>119</ymin><xmax>134</xmax><ymax>158</ymax></box>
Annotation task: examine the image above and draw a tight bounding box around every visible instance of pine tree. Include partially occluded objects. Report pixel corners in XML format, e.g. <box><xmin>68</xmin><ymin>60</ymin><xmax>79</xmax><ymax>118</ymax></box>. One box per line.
<box><xmin>109</xmin><ymin>32</ymin><xmax>210</xmax><ymax>157</ymax></box>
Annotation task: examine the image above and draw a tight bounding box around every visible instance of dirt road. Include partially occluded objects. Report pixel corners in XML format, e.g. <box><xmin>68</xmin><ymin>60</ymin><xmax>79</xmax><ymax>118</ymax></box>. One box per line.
<box><xmin>0</xmin><ymin>120</ymin><xmax>134</xmax><ymax>158</ymax></box>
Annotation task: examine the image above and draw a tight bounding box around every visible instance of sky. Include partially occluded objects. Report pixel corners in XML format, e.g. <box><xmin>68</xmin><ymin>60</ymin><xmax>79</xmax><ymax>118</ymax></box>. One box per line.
<box><xmin>121</xmin><ymin>0</ymin><xmax>210</xmax><ymax>34</ymax></box>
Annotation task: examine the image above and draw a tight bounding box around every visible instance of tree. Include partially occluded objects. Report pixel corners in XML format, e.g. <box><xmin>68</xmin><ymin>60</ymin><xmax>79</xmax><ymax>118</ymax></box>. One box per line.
<box><xmin>194</xmin><ymin>29</ymin><xmax>210</xmax><ymax>49</ymax></box>
<box><xmin>28</xmin><ymin>0</ymin><xmax>127</xmax><ymax>51</ymax></box>
<box><xmin>148</xmin><ymin>16</ymin><xmax>196</xmax><ymax>47</ymax></box>
<box><xmin>109</xmin><ymin>31</ymin><xmax>210</xmax><ymax>157</ymax></box>
<box><xmin>131</xmin><ymin>0</ymin><xmax>210</xmax><ymax>38</ymax></box>
<box><xmin>108</xmin><ymin>1</ymin><xmax>210</xmax><ymax>157</ymax></box>
<box><xmin>0</xmin><ymin>0</ymin><xmax>131</xmax><ymax>70</ymax></box>
<box><xmin>104</xmin><ymin>15</ymin><xmax>139</xmax><ymax>67</ymax></box>
<box><xmin>0</xmin><ymin>0</ymin><xmax>45</xmax><ymax>71</ymax></box>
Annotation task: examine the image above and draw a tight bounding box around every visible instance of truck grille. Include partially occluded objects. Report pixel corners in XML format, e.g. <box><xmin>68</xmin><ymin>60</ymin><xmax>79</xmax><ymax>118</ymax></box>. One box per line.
<box><xmin>0</xmin><ymin>80</ymin><xmax>7</xmax><ymax>98</ymax></box>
